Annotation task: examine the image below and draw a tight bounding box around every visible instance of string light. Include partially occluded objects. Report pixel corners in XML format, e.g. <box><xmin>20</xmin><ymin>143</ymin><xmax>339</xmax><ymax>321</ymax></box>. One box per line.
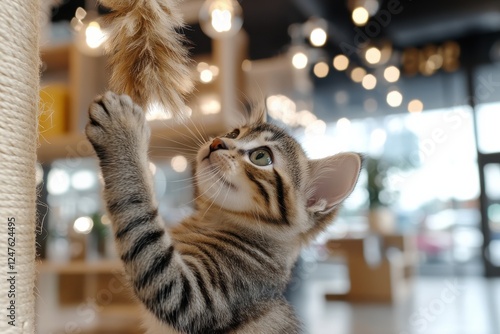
<box><xmin>350</xmin><ymin>67</ymin><xmax>366</xmax><ymax>83</ymax></box>
<box><xmin>365</xmin><ymin>47</ymin><xmax>382</xmax><ymax>65</ymax></box>
<box><xmin>408</xmin><ymin>99</ymin><xmax>424</xmax><ymax>113</ymax></box>
<box><xmin>387</xmin><ymin>90</ymin><xmax>403</xmax><ymax>107</ymax></box>
<box><xmin>73</xmin><ymin>216</ymin><xmax>93</xmax><ymax>234</ymax></box>
<box><xmin>352</xmin><ymin>7</ymin><xmax>369</xmax><ymax>26</ymax></box>
<box><xmin>362</xmin><ymin>74</ymin><xmax>377</xmax><ymax>90</ymax></box>
<box><xmin>313</xmin><ymin>62</ymin><xmax>329</xmax><ymax>78</ymax></box>
<box><xmin>197</xmin><ymin>62</ymin><xmax>219</xmax><ymax>83</ymax></box>
<box><xmin>384</xmin><ymin>66</ymin><xmax>400</xmax><ymax>82</ymax></box>
<box><xmin>292</xmin><ymin>52</ymin><xmax>309</xmax><ymax>69</ymax></box>
<box><xmin>199</xmin><ymin>0</ymin><xmax>243</xmax><ymax>38</ymax></box>
<box><xmin>309</xmin><ymin>28</ymin><xmax>327</xmax><ymax>47</ymax></box>
<box><xmin>333</xmin><ymin>55</ymin><xmax>349</xmax><ymax>71</ymax></box>
<box><xmin>200</xmin><ymin>69</ymin><xmax>214</xmax><ymax>83</ymax></box>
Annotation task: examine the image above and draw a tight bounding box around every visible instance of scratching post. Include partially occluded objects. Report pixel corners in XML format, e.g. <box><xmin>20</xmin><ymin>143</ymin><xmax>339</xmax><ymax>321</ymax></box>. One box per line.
<box><xmin>0</xmin><ymin>0</ymin><xmax>40</xmax><ymax>332</ymax></box>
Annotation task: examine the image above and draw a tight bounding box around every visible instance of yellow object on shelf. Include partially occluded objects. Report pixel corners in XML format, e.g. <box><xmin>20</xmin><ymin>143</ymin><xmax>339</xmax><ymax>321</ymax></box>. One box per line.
<box><xmin>39</xmin><ymin>84</ymin><xmax>69</xmax><ymax>139</ymax></box>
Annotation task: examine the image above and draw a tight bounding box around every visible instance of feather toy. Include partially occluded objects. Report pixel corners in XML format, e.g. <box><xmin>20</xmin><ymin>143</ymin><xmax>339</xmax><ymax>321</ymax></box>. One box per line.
<box><xmin>99</xmin><ymin>0</ymin><xmax>194</xmax><ymax>118</ymax></box>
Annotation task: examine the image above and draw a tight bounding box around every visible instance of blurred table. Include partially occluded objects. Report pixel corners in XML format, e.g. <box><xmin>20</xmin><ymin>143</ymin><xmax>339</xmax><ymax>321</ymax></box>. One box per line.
<box><xmin>325</xmin><ymin>234</ymin><xmax>417</xmax><ymax>303</ymax></box>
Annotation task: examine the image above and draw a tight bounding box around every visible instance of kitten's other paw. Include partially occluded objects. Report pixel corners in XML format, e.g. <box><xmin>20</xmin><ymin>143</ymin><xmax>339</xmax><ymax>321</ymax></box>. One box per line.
<box><xmin>85</xmin><ymin>91</ymin><xmax>150</xmax><ymax>158</ymax></box>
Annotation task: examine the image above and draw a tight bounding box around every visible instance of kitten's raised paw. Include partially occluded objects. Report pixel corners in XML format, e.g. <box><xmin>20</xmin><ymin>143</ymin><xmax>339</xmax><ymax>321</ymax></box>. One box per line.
<box><xmin>85</xmin><ymin>91</ymin><xmax>150</xmax><ymax>157</ymax></box>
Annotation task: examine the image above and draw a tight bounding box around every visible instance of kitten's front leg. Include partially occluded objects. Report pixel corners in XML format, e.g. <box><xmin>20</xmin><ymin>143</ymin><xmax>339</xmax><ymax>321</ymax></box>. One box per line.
<box><xmin>85</xmin><ymin>91</ymin><xmax>158</xmax><ymax>236</ymax></box>
<box><xmin>85</xmin><ymin>92</ymin><xmax>217</xmax><ymax>334</ymax></box>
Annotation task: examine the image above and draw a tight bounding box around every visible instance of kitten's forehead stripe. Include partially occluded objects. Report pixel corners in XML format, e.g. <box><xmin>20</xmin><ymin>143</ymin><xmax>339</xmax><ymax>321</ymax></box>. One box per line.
<box><xmin>242</xmin><ymin>123</ymin><xmax>304</xmax><ymax>190</ymax></box>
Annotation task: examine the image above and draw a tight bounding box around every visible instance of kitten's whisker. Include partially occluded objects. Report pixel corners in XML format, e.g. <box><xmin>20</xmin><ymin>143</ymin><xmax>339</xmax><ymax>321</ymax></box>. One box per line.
<box><xmin>178</xmin><ymin>120</ymin><xmax>206</xmax><ymax>147</ymax></box>
<box><xmin>170</xmin><ymin>170</ymin><xmax>215</xmax><ymax>192</ymax></box>
<box><xmin>149</xmin><ymin>145</ymin><xmax>199</xmax><ymax>153</ymax></box>
<box><xmin>172</xmin><ymin>169</ymin><xmax>213</xmax><ymax>183</ymax></box>
<box><xmin>186</xmin><ymin>172</ymin><xmax>224</xmax><ymax>205</ymax></box>
<box><xmin>201</xmin><ymin>179</ymin><xmax>225</xmax><ymax>220</ymax></box>
<box><xmin>152</xmin><ymin>122</ymin><xmax>201</xmax><ymax>147</ymax></box>
<box><xmin>185</xmin><ymin>116</ymin><xmax>209</xmax><ymax>146</ymax></box>
<box><xmin>152</xmin><ymin>134</ymin><xmax>200</xmax><ymax>150</ymax></box>
<box><xmin>217</xmin><ymin>181</ymin><xmax>232</xmax><ymax>213</ymax></box>
<box><xmin>170</xmin><ymin>182</ymin><xmax>196</xmax><ymax>192</ymax></box>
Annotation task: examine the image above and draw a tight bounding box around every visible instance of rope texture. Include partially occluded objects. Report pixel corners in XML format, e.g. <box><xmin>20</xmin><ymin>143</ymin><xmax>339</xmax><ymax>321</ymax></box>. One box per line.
<box><xmin>0</xmin><ymin>0</ymin><xmax>40</xmax><ymax>333</ymax></box>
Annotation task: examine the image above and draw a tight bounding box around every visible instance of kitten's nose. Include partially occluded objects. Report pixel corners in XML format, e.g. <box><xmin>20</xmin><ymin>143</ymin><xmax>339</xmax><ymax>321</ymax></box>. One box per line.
<box><xmin>210</xmin><ymin>137</ymin><xmax>228</xmax><ymax>152</ymax></box>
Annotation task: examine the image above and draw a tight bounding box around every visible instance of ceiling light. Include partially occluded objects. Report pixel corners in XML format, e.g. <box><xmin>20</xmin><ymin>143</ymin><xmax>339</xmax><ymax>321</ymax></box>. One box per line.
<box><xmin>333</xmin><ymin>55</ymin><xmax>349</xmax><ymax>71</ymax></box>
<box><xmin>313</xmin><ymin>62</ymin><xmax>329</xmax><ymax>78</ymax></box>
<box><xmin>200</xmin><ymin>69</ymin><xmax>214</xmax><ymax>83</ymax></box>
<box><xmin>384</xmin><ymin>66</ymin><xmax>400</xmax><ymax>82</ymax></box>
<box><xmin>199</xmin><ymin>0</ymin><xmax>243</xmax><ymax>38</ymax></box>
<box><xmin>352</xmin><ymin>7</ymin><xmax>369</xmax><ymax>26</ymax></box>
<box><xmin>365</xmin><ymin>47</ymin><xmax>382</xmax><ymax>64</ymax></box>
<box><xmin>408</xmin><ymin>99</ymin><xmax>424</xmax><ymax>113</ymax></box>
<box><xmin>309</xmin><ymin>27</ymin><xmax>327</xmax><ymax>47</ymax></box>
<box><xmin>362</xmin><ymin>74</ymin><xmax>377</xmax><ymax>90</ymax></box>
<box><xmin>292</xmin><ymin>52</ymin><xmax>308</xmax><ymax>69</ymax></box>
<box><xmin>350</xmin><ymin>67</ymin><xmax>366</xmax><ymax>83</ymax></box>
<box><xmin>387</xmin><ymin>90</ymin><xmax>403</xmax><ymax>107</ymax></box>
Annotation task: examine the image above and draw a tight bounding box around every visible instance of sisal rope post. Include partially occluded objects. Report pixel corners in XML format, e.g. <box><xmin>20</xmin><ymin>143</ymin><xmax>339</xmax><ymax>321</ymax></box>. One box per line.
<box><xmin>0</xmin><ymin>0</ymin><xmax>40</xmax><ymax>333</ymax></box>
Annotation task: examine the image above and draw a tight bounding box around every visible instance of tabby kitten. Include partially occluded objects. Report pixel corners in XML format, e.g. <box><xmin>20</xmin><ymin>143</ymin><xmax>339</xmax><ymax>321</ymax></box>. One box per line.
<box><xmin>85</xmin><ymin>92</ymin><xmax>362</xmax><ymax>334</ymax></box>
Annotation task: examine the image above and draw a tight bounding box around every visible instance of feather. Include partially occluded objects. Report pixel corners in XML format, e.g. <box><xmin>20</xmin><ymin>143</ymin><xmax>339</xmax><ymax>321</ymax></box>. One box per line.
<box><xmin>99</xmin><ymin>0</ymin><xmax>194</xmax><ymax>118</ymax></box>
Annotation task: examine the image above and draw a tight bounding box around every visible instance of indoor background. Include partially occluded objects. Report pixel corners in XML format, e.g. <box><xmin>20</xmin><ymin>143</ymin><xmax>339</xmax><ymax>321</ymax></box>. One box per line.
<box><xmin>37</xmin><ymin>0</ymin><xmax>500</xmax><ymax>333</ymax></box>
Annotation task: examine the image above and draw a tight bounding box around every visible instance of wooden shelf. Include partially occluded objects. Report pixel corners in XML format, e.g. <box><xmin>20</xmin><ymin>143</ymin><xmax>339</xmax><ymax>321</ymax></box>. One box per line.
<box><xmin>41</xmin><ymin>43</ymin><xmax>72</xmax><ymax>73</ymax></box>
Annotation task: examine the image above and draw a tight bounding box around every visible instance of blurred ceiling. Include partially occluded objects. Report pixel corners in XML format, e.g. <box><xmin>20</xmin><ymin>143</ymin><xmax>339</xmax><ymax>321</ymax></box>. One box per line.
<box><xmin>241</xmin><ymin>0</ymin><xmax>500</xmax><ymax>59</ymax></box>
<box><xmin>53</xmin><ymin>0</ymin><xmax>500</xmax><ymax>59</ymax></box>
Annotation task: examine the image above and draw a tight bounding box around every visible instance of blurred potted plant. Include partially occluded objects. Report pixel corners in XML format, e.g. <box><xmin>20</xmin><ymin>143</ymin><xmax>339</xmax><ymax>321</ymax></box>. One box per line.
<box><xmin>366</xmin><ymin>157</ymin><xmax>395</xmax><ymax>234</ymax></box>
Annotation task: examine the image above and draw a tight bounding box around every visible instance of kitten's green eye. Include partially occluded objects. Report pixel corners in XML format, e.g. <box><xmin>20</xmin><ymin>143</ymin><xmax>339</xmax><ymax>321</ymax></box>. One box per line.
<box><xmin>224</xmin><ymin>129</ymin><xmax>240</xmax><ymax>139</ymax></box>
<box><xmin>249</xmin><ymin>149</ymin><xmax>273</xmax><ymax>166</ymax></box>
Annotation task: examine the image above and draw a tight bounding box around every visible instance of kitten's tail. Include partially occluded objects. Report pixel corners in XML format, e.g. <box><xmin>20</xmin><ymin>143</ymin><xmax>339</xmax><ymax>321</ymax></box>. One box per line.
<box><xmin>99</xmin><ymin>0</ymin><xmax>194</xmax><ymax>118</ymax></box>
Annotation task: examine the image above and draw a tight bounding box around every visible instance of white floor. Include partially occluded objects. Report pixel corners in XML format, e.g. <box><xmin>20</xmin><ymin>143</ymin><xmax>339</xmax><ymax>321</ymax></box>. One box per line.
<box><xmin>293</xmin><ymin>266</ymin><xmax>500</xmax><ymax>334</ymax></box>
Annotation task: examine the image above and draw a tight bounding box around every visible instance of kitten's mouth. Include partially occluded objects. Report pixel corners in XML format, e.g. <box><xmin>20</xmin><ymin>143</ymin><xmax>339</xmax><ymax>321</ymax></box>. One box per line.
<box><xmin>201</xmin><ymin>146</ymin><xmax>212</xmax><ymax>161</ymax></box>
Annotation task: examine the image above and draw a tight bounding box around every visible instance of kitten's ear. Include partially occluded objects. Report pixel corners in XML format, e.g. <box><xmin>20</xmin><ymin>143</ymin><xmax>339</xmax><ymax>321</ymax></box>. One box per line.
<box><xmin>306</xmin><ymin>153</ymin><xmax>362</xmax><ymax>214</ymax></box>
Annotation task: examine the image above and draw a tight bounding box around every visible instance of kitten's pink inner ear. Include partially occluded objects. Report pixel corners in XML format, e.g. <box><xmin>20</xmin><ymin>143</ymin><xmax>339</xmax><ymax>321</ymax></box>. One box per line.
<box><xmin>307</xmin><ymin>153</ymin><xmax>362</xmax><ymax>214</ymax></box>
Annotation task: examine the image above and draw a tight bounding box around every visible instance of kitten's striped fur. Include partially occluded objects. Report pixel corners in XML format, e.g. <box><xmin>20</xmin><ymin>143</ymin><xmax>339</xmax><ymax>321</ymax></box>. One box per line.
<box><xmin>85</xmin><ymin>92</ymin><xmax>362</xmax><ymax>334</ymax></box>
